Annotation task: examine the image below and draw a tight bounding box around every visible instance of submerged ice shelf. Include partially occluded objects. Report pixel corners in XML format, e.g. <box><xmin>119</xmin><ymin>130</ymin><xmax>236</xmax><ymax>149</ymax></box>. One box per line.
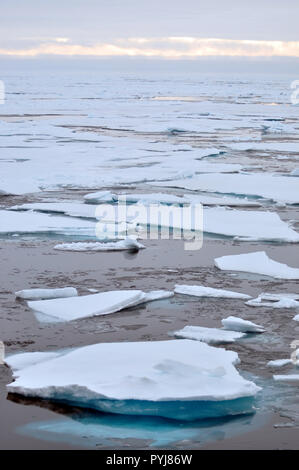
<box><xmin>6</xmin><ymin>340</ymin><xmax>261</xmax><ymax>420</ymax></box>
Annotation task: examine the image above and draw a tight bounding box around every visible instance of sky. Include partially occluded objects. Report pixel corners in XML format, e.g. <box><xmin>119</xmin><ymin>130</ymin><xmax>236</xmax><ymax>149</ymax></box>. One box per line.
<box><xmin>1</xmin><ymin>1</ymin><xmax>299</xmax><ymax>66</ymax></box>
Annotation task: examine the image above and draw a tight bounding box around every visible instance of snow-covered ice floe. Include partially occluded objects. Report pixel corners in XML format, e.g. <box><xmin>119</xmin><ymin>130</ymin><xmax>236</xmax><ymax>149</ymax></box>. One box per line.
<box><xmin>27</xmin><ymin>290</ymin><xmax>174</xmax><ymax>322</ymax></box>
<box><xmin>0</xmin><ymin>210</ymin><xmax>96</xmax><ymax>237</ymax></box>
<box><xmin>6</xmin><ymin>340</ymin><xmax>261</xmax><ymax>420</ymax></box>
<box><xmin>215</xmin><ymin>251</ymin><xmax>299</xmax><ymax>280</ymax></box>
<box><xmin>83</xmin><ymin>191</ymin><xmax>116</xmax><ymax>204</ymax></box>
<box><xmin>84</xmin><ymin>191</ymin><xmax>261</xmax><ymax>208</ymax></box>
<box><xmin>11</xmin><ymin>202</ymin><xmax>99</xmax><ymax>220</ymax></box>
<box><xmin>102</xmin><ymin>205</ymin><xmax>298</xmax><ymax>242</ymax></box>
<box><xmin>246</xmin><ymin>293</ymin><xmax>299</xmax><ymax>308</ymax></box>
<box><xmin>173</xmin><ymin>325</ymin><xmax>246</xmax><ymax>344</ymax></box>
<box><xmin>183</xmin><ymin>194</ymin><xmax>262</xmax><ymax>207</ymax></box>
<box><xmin>152</xmin><ymin>173</ymin><xmax>299</xmax><ymax>205</ymax></box>
<box><xmin>54</xmin><ymin>237</ymin><xmax>145</xmax><ymax>252</ymax></box>
<box><xmin>202</xmin><ymin>208</ymin><xmax>299</xmax><ymax>243</ymax></box>
<box><xmin>221</xmin><ymin>316</ymin><xmax>265</xmax><ymax>333</ymax></box>
<box><xmin>267</xmin><ymin>359</ymin><xmax>292</xmax><ymax>368</ymax></box>
<box><xmin>174</xmin><ymin>284</ymin><xmax>250</xmax><ymax>300</ymax></box>
<box><xmin>15</xmin><ymin>287</ymin><xmax>78</xmax><ymax>300</ymax></box>
<box><xmin>273</xmin><ymin>375</ymin><xmax>299</xmax><ymax>382</ymax></box>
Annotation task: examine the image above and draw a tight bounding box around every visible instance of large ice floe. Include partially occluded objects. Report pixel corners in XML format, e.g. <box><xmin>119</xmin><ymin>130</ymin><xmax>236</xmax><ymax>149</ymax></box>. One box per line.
<box><xmin>246</xmin><ymin>293</ymin><xmax>299</xmax><ymax>308</ymax></box>
<box><xmin>215</xmin><ymin>251</ymin><xmax>299</xmax><ymax>279</ymax></box>
<box><xmin>54</xmin><ymin>237</ymin><xmax>145</xmax><ymax>252</ymax></box>
<box><xmin>8</xmin><ymin>203</ymin><xmax>299</xmax><ymax>243</ymax></box>
<box><xmin>221</xmin><ymin>316</ymin><xmax>265</xmax><ymax>333</ymax></box>
<box><xmin>0</xmin><ymin>210</ymin><xmax>96</xmax><ymax>237</ymax></box>
<box><xmin>202</xmin><ymin>208</ymin><xmax>299</xmax><ymax>242</ymax></box>
<box><xmin>6</xmin><ymin>340</ymin><xmax>261</xmax><ymax>420</ymax></box>
<box><xmin>174</xmin><ymin>284</ymin><xmax>250</xmax><ymax>299</ymax></box>
<box><xmin>15</xmin><ymin>287</ymin><xmax>78</xmax><ymax>300</ymax></box>
<box><xmin>173</xmin><ymin>326</ymin><xmax>246</xmax><ymax>344</ymax></box>
<box><xmin>152</xmin><ymin>173</ymin><xmax>299</xmax><ymax>204</ymax></box>
<box><xmin>95</xmin><ymin>204</ymin><xmax>299</xmax><ymax>243</ymax></box>
<box><xmin>84</xmin><ymin>191</ymin><xmax>261</xmax><ymax>207</ymax></box>
<box><xmin>27</xmin><ymin>290</ymin><xmax>173</xmax><ymax>322</ymax></box>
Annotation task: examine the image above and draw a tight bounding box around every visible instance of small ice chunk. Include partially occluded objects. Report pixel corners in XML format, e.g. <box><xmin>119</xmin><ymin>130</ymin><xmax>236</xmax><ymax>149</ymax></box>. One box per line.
<box><xmin>215</xmin><ymin>251</ymin><xmax>299</xmax><ymax>280</ymax></box>
<box><xmin>267</xmin><ymin>359</ymin><xmax>292</xmax><ymax>368</ymax></box>
<box><xmin>174</xmin><ymin>284</ymin><xmax>250</xmax><ymax>299</ymax></box>
<box><xmin>273</xmin><ymin>375</ymin><xmax>299</xmax><ymax>382</ymax></box>
<box><xmin>117</xmin><ymin>193</ymin><xmax>188</xmax><ymax>205</ymax></box>
<box><xmin>247</xmin><ymin>295</ymin><xmax>299</xmax><ymax>309</ymax></box>
<box><xmin>15</xmin><ymin>287</ymin><xmax>78</xmax><ymax>300</ymax></box>
<box><xmin>173</xmin><ymin>325</ymin><xmax>245</xmax><ymax>344</ymax></box>
<box><xmin>54</xmin><ymin>237</ymin><xmax>145</xmax><ymax>252</ymax></box>
<box><xmin>221</xmin><ymin>316</ymin><xmax>265</xmax><ymax>333</ymax></box>
<box><xmin>290</xmin><ymin>169</ymin><xmax>299</xmax><ymax>177</ymax></box>
<box><xmin>83</xmin><ymin>191</ymin><xmax>116</xmax><ymax>204</ymax></box>
<box><xmin>0</xmin><ymin>341</ymin><xmax>4</xmax><ymax>364</ymax></box>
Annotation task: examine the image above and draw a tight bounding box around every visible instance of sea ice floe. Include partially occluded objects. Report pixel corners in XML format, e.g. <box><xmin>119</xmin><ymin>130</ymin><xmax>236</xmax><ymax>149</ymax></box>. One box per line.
<box><xmin>152</xmin><ymin>173</ymin><xmax>299</xmax><ymax>204</ymax></box>
<box><xmin>221</xmin><ymin>316</ymin><xmax>265</xmax><ymax>333</ymax></box>
<box><xmin>173</xmin><ymin>325</ymin><xmax>246</xmax><ymax>344</ymax></box>
<box><xmin>6</xmin><ymin>339</ymin><xmax>261</xmax><ymax>420</ymax></box>
<box><xmin>273</xmin><ymin>375</ymin><xmax>299</xmax><ymax>382</ymax></box>
<box><xmin>267</xmin><ymin>359</ymin><xmax>292</xmax><ymax>368</ymax></box>
<box><xmin>0</xmin><ymin>210</ymin><xmax>96</xmax><ymax>237</ymax></box>
<box><xmin>117</xmin><ymin>193</ymin><xmax>188</xmax><ymax>205</ymax></box>
<box><xmin>54</xmin><ymin>237</ymin><xmax>145</xmax><ymax>252</ymax></box>
<box><xmin>174</xmin><ymin>284</ymin><xmax>250</xmax><ymax>300</ymax></box>
<box><xmin>83</xmin><ymin>191</ymin><xmax>116</xmax><ymax>204</ymax></box>
<box><xmin>11</xmin><ymin>202</ymin><xmax>98</xmax><ymax>219</ymax></box>
<box><xmin>215</xmin><ymin>251</ymin><xmax>299</xmax><ymax>280</ymax></box>
<box><xmin>202</xmin><ymin>208</ymin><xmax>299</xmax><ymax>243</ymax></box>
<box><xmin>246</xmin><ymin>293</ymin><xmax>299</xmax><ymax>308</ymax></box>
<box><xmin>290</xmin><ymin>169</ymin><xmax>299</xmax><ymax>177</ymax></box>
<box><xmin>183</xmin><ymin>194</ymin><xmax>262</xmax><ymax>207</ymax></box>
<box><xmin>27</xmin><ymin>289</ymin><xmax>174</xmax><ymax>322</ymax></box>
<box><xmin>104</xmin><ymin>205</ymin><xmax>299</xmax><ymax>243</ymax></box>
<box><xmin>15</xmin><ymin>287</ymin><xmax>78</xmax><ymax>300</ymax></box>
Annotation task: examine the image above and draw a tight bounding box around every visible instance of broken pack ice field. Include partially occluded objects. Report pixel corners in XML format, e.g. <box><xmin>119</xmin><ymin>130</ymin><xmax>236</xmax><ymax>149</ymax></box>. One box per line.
<box><xmin>174</xmin><ymin>284</ymin><xmax>250</xmax><ymax>299</ymax></box>
<box><xmin>6</xmin><ymin>340</ymin><xmax>261</xmax><ymax>420</ymax></box>
<box><xmin>215</xmin><ymin>251</ymin><xmax>299</xmax><ymax>279</ymax></box>
<box><xmin>27</xmin><ymin>290</ymin><xmax>174</xmax><ymax>322</ymax></box>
